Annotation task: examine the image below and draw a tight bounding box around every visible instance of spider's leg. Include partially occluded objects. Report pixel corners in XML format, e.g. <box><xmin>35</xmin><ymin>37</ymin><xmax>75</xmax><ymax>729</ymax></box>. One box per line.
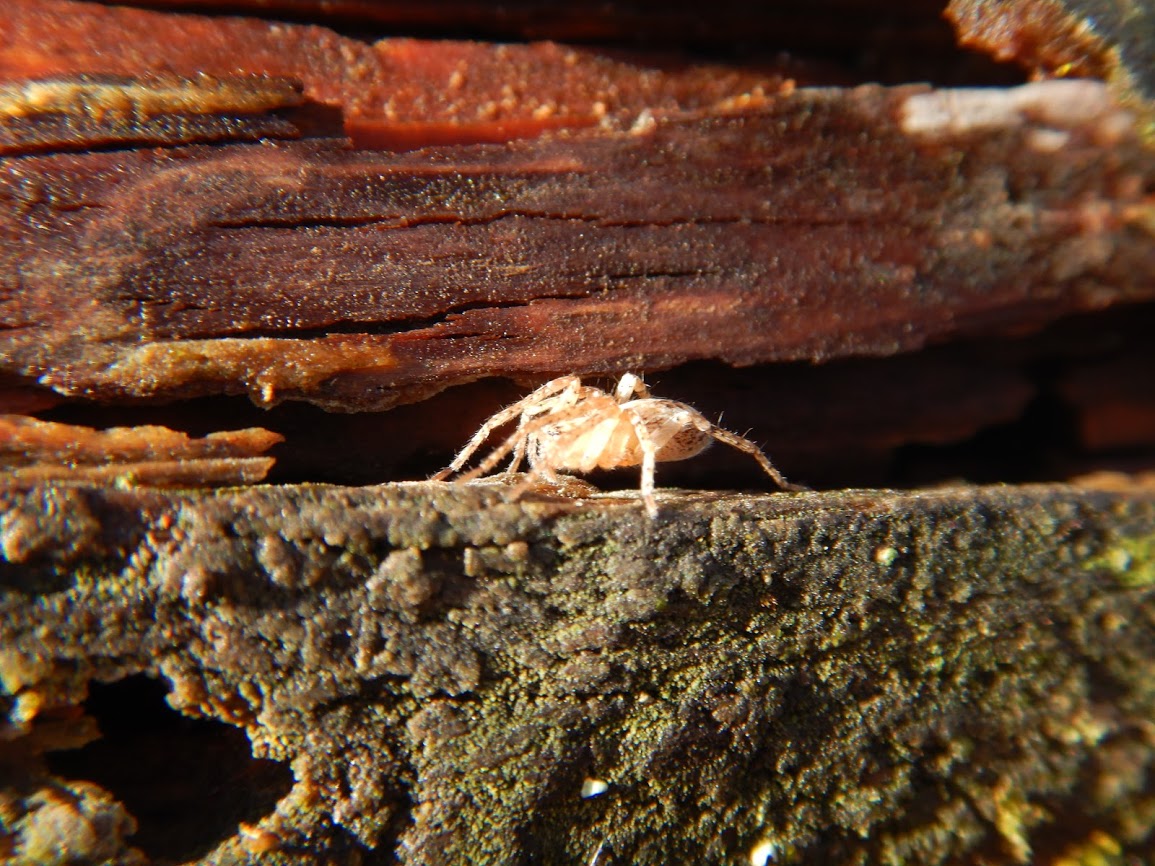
<box><xmin>538</xmin><ymin>465</ymin><xmax>564</xmax><ymax>484</ymax></box>
<box><xmin>457</xmin><ymin>396</ymin><xmax>591</xmax><ymax>482</ymax></box>
<box><xmin>504</xmin><ymin>431</ymin><xmax>528</xmax><ymax>475</ymax></box>
<box><xmin>475</xmin><ymin>397</ymin><xmax>609</xmax><ymax>482</ymax></box>
<box><xmin>464</xmin><ymin>408</ymin><xmax>587</xmax><ymax>491</ymax></box>
<box><xmin>507</xmin><ymin>463</ymin><xmax>566</xmax><ymax>500</ymax></box>
<box><xmin>431</xmin><ymin>375</ymin><xmax>581</xmax><ymax>480</ymax></box>
<box><xmin>614</xmin><ymin>372</ymin><xmax>651</xmax><ymax>402</ymax></box>
<box><xmin>624</xmin><ymin>411</ymin><xmax>660</xmax><ymax>518</ymax></box>
<box><xmin>692</xmin><ymin>418</ymin><xmax>805</xmax><ymax>491</ymax></box>
<box><xmin>458</xmin><ymin>423</ymin><xmax>532</xmax><ymax>482</ymax></box>
<box><xmin>505</xmin><ymin>409</ymin><xmax>617</xmax><ymax>498</ymax></box>
<box><xmin>495</xmin><ymin>408</ymin><xmax>539</xmax><ymax>477</ymax></box>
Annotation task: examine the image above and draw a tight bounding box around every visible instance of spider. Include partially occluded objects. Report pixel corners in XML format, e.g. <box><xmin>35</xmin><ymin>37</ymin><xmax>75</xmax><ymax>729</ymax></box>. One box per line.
<box><xmin>431</xmin><ymin>373</ymin><xmax>799</xmax><ymax>517</ymax></box>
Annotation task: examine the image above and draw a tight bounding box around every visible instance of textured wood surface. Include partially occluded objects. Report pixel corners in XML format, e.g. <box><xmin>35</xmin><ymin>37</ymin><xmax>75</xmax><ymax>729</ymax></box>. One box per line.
<box><xmin>1</xmin><ymin>1</ymin><xmax>1153</xmax><ymax>863</ymax></box>
<box><xmin>2</xmin><ymin>75</ymin><xmax>1151</xmax><ymax>411</ymax></box>
<box><xmin>2</xmin><ymin>481</ymin><xmax>1154</xmax><ymax>864</ymax></box>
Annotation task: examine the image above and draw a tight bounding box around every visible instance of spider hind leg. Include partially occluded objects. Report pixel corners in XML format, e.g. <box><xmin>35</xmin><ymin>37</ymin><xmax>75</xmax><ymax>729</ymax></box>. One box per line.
<box><xmin>693</xmin><ymin>418</ymin><xmax>802</xmax><ymax>492</ymax></box>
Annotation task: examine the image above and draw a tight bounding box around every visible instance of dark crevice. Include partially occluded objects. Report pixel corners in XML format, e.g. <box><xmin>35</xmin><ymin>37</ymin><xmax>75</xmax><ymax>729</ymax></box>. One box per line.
<box><xmin>28</xmin><ymin>305</ymin><xmax>1155</xmax><ymax>493</ymax></box>
<box><xmin>427</xmin><ymin>329</ymin><xmax>515</xmax><ymax>341</ymax></box>
<box><xmin>889</xmin><ymin>375</ymin><xmax>1082</xmax><ymax>487</ymax></box>
<box><xmin>208</xmin><ymin>211</ymin><xmax>613</xmax><ymax>231</ymax></box>
<box><xmin>148</xmin><ymin>293</ymin><xmax>589</xmax><ymax>341</ymax></box>
<box><xmin>43</xmin><ymin>675</ymin><xmax>294</xmax><ymax>865</ymax></box>
<box><xmin>2</xmin><ymin>128</ymin><xmax>299</xmax><ymax>160</ymax></box>
<box><xmin>600</xmin><ymin>268</ymin><xmax>718</xmax><ymax>281</ymax></box>
<box><xmin>206</xmin><ymin>211</ymin><xmax>887</xmax><ymax>233</ymax></box>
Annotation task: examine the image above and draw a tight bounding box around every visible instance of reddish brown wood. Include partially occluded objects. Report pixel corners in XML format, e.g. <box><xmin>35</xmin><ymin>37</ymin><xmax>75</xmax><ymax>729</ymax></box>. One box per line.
<box><xmin>72</xmin><ymin>0</ymin><xmax>1029</xmax><ymax>88</ymax></box>
<box><xmin>0</xmin><ymin>415</ymin><xmax>281</xmax><ymax>485</ymax></box>
<box><xmin>1</xmin><ymin>79</ymin><xmax>1150</xmax><ymax>412</ymax></box>
<box><xmin>0</xmin><ymin>0</ymin><xmax>802</xmax><ymax>148</ymax></box>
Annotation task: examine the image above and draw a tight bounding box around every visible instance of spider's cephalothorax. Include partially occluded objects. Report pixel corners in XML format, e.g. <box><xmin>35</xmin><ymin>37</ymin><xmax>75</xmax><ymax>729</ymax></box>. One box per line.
<box><xmin>432</xmin><ymin>373</ymin><xmax>798</xmax><ymax>517</ymax></box>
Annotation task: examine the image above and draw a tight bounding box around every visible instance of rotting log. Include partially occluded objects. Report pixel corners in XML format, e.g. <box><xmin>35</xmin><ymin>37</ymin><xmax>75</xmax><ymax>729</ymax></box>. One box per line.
<box><xmin>2</xmin><ymin>78</ymin><xmax>1151</xmax><ymax>412</ymax></box>
<box><xmin>0</xmin><ymin>4</ymin><xmax>1152</xmax><ymax>417</ymax></box>
<box><xmin>2</xmin><ymin>481</ymin><xmax>1154</xmax><ymax>864</ymax></box>
<box><xmin>1</xmin><ymin>0</ymin><xmax>1155</xmax><ymax>863</ymax></box>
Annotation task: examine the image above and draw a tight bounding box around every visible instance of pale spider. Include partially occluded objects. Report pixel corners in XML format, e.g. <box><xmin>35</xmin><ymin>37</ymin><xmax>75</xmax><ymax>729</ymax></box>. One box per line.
<box><xmin>431</xmin><ymin>373</ymin><xmax>799</xmax><ymax>517</ymax></box>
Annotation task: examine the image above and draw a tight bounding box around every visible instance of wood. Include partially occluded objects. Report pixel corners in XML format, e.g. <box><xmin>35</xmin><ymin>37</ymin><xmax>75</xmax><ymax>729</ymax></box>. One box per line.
<box><xmin>2</xmin><ymin>77</ymin><xmax>1150</xmax><ymax>411</ymax></box>
<box><xmin>0</xmin><ymin>1</ymin><xmax>1153</xmax><ymax>863</ymax></box>
<box><xmin>2</xmin><ymin>481</ymin><xmax>1153</xmax><ymax>864</ymax></box>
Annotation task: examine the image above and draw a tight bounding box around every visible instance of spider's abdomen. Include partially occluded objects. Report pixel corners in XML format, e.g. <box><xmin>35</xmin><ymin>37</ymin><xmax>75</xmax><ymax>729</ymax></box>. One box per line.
<box><xmin>631</xmin><ymin>400</ymin><xmax>713</xmax><ymax>462</ymax></box>
<box><xmin>527</xmin><ymin>397</ymin><xmax>715</xmax><ymax>473</ymax></box>
<box><xmin>654</xmin><ymin>424</ymin><xmax>713</xmax><ymax>462</ymax></box>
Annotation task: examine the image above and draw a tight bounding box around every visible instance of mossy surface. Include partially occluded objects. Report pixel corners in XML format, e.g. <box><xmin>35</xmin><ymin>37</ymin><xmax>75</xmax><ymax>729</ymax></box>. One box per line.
<box><xmin>1</xmin><ymin>481</ymin><xmax>1153</xmax><ymax>864</ymax></box>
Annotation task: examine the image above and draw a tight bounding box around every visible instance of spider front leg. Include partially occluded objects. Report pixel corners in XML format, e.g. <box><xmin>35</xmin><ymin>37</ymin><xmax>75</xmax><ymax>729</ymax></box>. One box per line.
<box><xmin>454</xmin><ymin>423</ymin><xmax>533</xmax><ymax>482</ymax></box>
<box><xmin>504</xmin><ymin>427</ymin><xmax>529</xmax><ymax>475</ymax></box>
<box><xmin>507</xmin><ymin>462</ymin><xmax>566</xmax><ymax>500</ymax></box>
<box><xmin>431</xmin><ymin>375</ymin><xmax>581</xmax><ymax>480</ymax></box>
<box><xmin>463</xmin><ymin>400</ymin><xmax>610</xmax><ymax>491</ymax></box>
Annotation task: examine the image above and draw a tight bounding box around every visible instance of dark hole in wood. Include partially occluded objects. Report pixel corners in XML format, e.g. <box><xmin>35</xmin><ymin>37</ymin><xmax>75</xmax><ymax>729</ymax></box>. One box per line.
<box><xmin>43</xmin><ymin>675</ymin><xmax>294</xmax><ymax>864</ymax></box>
<box><xmin>28</xmin><ymin>303</ymin><xmax>1155</xmax><ymax>494</ymax></box>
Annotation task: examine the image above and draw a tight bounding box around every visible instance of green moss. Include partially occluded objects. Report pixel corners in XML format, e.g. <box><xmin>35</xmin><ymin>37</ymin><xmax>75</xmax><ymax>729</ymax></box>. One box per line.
<box><xmin>1087</xmin><ymin>531</ymin><xmax>1155</xmax><ymax>588</ymax></box>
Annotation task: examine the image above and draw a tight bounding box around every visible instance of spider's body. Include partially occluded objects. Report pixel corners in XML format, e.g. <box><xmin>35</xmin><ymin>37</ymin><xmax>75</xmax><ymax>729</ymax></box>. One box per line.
<box><xmin>432</xmin><ymin>373</ymin><xmax>796</xmax><ymax>517</ymax></box>
<box><xmin>532</xmin><ymin>397</ymin><xmax>711</xmax><ymax>472</ymax></box>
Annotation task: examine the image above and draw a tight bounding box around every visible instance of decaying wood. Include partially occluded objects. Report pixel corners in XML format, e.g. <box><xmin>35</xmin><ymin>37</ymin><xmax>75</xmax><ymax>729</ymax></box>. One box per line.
<box><xmin>0</xmin><ymin>0</ymin><xmax>800</xmax><ymax>148</ymax></box>
<box><xmin>947</xmin><ymin>0</ymin><xmax>1155</xmax><ymax>103</ymax></box>
<box><xmin>1</xmin><ymin>481</ymin><xmax>1153</xmax><ymax>864</ymax></box>
<box><xmin>37</xmin><ymin>0</ymin><xmax>1045</xmax><ymax>91</ymax></box>
<box><xmin>1</xmin><ymin>76</ymin><xmax>1150</xmax><ymax>412</ymax></box>
<box><xmin>1</xmin><ymin>1</ymin><xmax>1153</xmax><ymax>863</ymax></box>
<box><xmin>0</xmin><ymin>416</ymin><xmax>282</xmax><ymax>486</ymax></box>
<box><xmin>0</xmin><ymin>74</ymin><xmax>303</xmax><ymax>154</ymax></box>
